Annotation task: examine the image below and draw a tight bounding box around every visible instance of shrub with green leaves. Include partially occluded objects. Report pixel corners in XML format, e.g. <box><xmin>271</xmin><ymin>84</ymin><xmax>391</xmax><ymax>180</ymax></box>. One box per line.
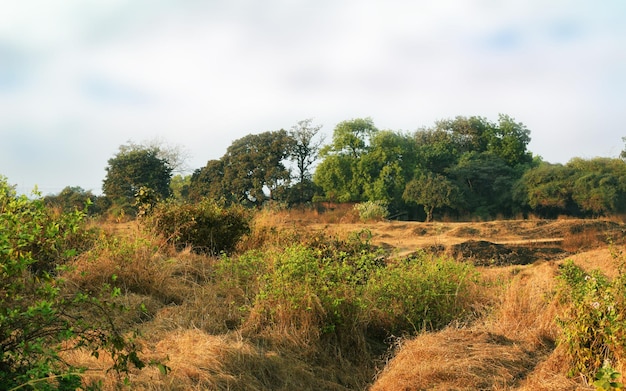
<box><xmin>364</xmin><ymin>251</ymin><xmax>477</xmax><ymax>333</ymax></box>
<box><xmin>245</xmin><ymin>234</ymin><xmax>480</xmax><ymax>362</ymax></box>
<box><xmin>148</xmin><ymin>199</ymin><xmax>251</xmax><ymax>255</ymax></box>
<box><xmin>354</xmin><ymin>200</ymin><xmax>389</xmax><ymax>221</ymax></box>
<box><xmin>0</xmin><ymin>176</ymin><xmax>146</xmax><ymax>390</ymax></box>
<box><xmin>557</xmin><ymin>259</ymin><xmax>626</xmax><ymax>381</ymax></box>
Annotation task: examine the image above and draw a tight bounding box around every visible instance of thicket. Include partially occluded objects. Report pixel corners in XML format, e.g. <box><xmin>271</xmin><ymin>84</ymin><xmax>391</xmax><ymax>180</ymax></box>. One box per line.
<box><xmin>557</xmin><ymin>252</ymin><xmax>626</xmax><ymax>387</ymax></box>
<box><xmin>231</xmin><ymin>231</ymin><xmax>481</xmax><ymax>366</ymax></box>
<box><xmin>0</xmin><ymin>177</ymin><xmax>148</xmax><ymax>390</ymax></box>
<box><xmin>147</xmin><ymin>199</ymin><xmax>251</xmax><ymax>254</ymax></box>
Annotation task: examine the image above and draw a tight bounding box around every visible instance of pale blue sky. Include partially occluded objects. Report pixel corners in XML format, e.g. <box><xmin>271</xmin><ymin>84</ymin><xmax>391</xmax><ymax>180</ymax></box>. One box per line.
<box><xmin>1</xmin><ymin>0</ymin><xmax>625</xmax><ymax>194</ymax></box>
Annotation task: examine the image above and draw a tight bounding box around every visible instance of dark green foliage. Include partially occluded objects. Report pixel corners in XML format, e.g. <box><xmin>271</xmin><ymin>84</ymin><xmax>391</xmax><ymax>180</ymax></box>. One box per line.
<box><xmin>190</xmin><ymin>130</ymin><xmax>293</xmax><ymax>206</ymax></box>
<box><xmin>148</xmin><ymin>199</ymin><xmax>252</xmax><ymax>255</ymax></box>
<box><xmin>44</xmin><ymin>186</ymin><xmax>108</xmax><ymax>216</ymax></box>
<box><xmin>102</xmin><ymin>144</ymin><xmax>173</xmax><ymax>213</ymax></box>
<box><xmin>448</xmin><ymin>152</ymin><xmax>518</xmax><ymax>217</ymax></box>
<box><xmin>0</xmin><ymin>176</ymin><xmax>146</xmax><ymax>390</ymax></box>
<box><xmin>515</xmin><ymin>158</ymin><xmax>626</xmax><ymax>217</ymax></box>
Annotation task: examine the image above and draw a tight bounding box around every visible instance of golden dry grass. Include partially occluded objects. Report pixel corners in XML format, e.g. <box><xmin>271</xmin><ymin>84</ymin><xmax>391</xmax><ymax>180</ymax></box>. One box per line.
<box><xmin>64</xmin><ymin>210</ymin><xmax>626</xmax><ymax>390</ymax></box>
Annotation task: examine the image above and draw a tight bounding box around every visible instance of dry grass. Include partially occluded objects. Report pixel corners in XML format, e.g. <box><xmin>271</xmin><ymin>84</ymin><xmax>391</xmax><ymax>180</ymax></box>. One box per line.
<box><xmin>60</xmin><ymin>215</ymin><xmax>626</xmax><ymax>390</ymax></box>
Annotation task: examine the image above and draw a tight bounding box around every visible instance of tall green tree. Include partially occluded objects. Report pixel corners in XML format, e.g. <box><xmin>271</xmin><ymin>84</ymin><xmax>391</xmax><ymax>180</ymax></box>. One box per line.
<box><xmin>323</xmin><ymin>117</ymin><xmax>378</xmax><ymax>158</ymax></box>
<box><xmin>314</xmin><ymin>118</ymin><xmax>379</xmax><ymax>202</ymax></box>
<box><xmin>102</xmin><ymin>144</ymin><xmax>173</xmax><ymax>212</ymax></box>
<box><xmin>189</xmin><ymin>159</ymin><xmax>225</xmax><ymax>202</ymax></box>
<box><xmin>448</xmin><ymin>152</ymin><xmax>518</xmax><ymax>217</ymax></box>
<box><xmin>288</xmin><ymin>119</ymin><xmax>325</xmax><ymax>204</ymax></box>
<box><xmin>487</xmin><ymin>114</ymin><xmax>533</xmax><ymax>167</ymax></box>
<box><xmin>191</xmin><ymin>130</ymin><xmax>293</xmax><ymax>207</ymax></box>
<box><xmin>360</xmin><ymin>131</ymin><xmax>417</xmax><ymax>212</ymax></box>
<box><xmin>513</xmin><ymin>162</ymin><xmax>577</xmax><ymax>217</ymax></box>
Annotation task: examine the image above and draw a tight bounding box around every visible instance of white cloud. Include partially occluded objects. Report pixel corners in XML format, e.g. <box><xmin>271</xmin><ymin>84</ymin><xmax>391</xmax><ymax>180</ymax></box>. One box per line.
<box><xmin>1</xmin><ymin>0</ymin><xmax>625</xmax><ymax>193</ymax></box>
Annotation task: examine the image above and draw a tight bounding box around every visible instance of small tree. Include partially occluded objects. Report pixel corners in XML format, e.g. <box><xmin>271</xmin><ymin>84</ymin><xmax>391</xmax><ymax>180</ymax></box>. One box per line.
<box><xmin>403</xmin><ymin>172</ymin><xmax>459</xmax><ymax>222</ymax></box>
<box><xmin>103</xmin><ymin>144</ymin><xmax>173</xmax><ymax>214</ymax></box>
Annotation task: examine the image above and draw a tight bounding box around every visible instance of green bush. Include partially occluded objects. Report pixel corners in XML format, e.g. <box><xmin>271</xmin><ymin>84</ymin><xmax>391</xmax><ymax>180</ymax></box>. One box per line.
<box><xmin>244</xmin><ymin>233</ymin><xmax>479</xmax><ymax>362</ymax></box>
<box><xmin>557</xmin><ymin>259</ymin><xmax>626</xmax><ymax>381</ymax></box>
<box><xmin>148</xmin><ymin>199</ymin><xmax>251</xmax><ymax>255</ymax></box>
<box><xmin>354</xmin><ymin>200</ymin><xmax>389</xmax><ymax>221</ymax></box>
<box><xmin>0</xmin><ymin>176</ymin><xmax>147</xmax><ymax>390</ymax></box>
<box><xmin>364</xmin><ymin>251</ymin><xmax>477</xmax><ymax>333</ymax></box>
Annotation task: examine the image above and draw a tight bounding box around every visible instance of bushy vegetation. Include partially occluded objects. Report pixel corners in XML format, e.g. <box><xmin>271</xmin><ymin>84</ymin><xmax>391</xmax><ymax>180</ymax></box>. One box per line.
<box><xmin>557</xmin><ymin>255</ymin><xmax>626</xmax><ymax>384</ymax></box>
<box><xmin>147</xmin><ymin>199</ymin><xmax>252</xmax><ymax>254</ymax></box>
<box><xmin>0</xmin><ymin>177</ymin><xmax>148</xmax><ymax>390</ymax></box>
<box><xmin>354</xmin><ymin>200</ymin><xmax>389</xmax><ymax>221</ymax></box>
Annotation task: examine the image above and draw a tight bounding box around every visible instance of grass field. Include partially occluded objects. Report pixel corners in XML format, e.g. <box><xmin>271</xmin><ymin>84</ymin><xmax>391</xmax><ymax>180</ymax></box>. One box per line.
<box><xmin>61</xmin><ymin>208</ymin><xmax>626</xmax><ymax>390</ymax></box>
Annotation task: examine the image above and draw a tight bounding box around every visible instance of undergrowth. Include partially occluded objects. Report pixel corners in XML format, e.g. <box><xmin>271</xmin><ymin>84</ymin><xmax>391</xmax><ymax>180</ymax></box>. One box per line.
<box><xmin>556</xmin><ymin>248</ymin><xmax>626</xmax><ymax>386</ymax></box>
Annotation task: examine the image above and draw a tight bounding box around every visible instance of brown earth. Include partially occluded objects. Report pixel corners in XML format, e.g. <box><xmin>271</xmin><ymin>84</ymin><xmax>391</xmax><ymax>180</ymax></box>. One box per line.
<box><xmin>305</xmin><ymin>218</ymin><xmax>625</xmax><ymax>265</ymax></box>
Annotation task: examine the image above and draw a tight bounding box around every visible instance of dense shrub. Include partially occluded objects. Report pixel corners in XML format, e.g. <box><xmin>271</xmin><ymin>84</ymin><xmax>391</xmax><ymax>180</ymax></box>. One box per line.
<box><xmin>364</xmin><ymin>251</ymin><xmax>477</xmax><ymax>333</ymax></box>
<box><xmin>0</xmin><ymin>176</ymin><xmax>146</xmax><ymax>390</ymax></box>
<box><xmin>354</xmin><ymin>200</ymin><xmax>389</xmax><ymax>221</ymax></box>
<box><xmin>243</xmin><ymin>235</ymin><xmax>480</xmax><ymax>364</ymax></box>
<box><xmin>557</xmin><ymin>258</ymin><xmax>626</xmax><ymax>382</ymax></box>
<box><xmin>148</xmin><ymin>199</ymin><xmax>251</xmax><ymax>255</ymax></box>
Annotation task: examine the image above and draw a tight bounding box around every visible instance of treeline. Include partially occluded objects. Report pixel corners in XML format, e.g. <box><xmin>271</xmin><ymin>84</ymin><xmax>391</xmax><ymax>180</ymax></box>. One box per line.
<box><xmin>43</xmin><ymin>115</ymin><xmax>626</xmax><ymax>221</ymax></box>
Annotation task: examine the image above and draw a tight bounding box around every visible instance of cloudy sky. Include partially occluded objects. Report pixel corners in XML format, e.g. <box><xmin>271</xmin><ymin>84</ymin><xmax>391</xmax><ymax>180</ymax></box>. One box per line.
<box><xmin>1</xmin><ymin>0</ymin><xmax>625</xmax><ymax>195</ymax></box>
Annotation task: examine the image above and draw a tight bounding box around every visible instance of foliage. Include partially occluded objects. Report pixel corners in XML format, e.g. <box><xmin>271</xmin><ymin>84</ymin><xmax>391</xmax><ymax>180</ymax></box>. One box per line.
<box><xmin>354</xmin><ymin>200</ymin><xmax>389</xmax><ymax>222</ymax></box>
<box><xmin>556</xmin><ymin>258</ymin><xmax>626</xmax><ymax>382</ymax></box>
<box><xmin>516</xmin><ymin>158</ymin><xmax>626</xmax><ymax>217</ymax></box>
<box><xmin>148</xmin><ymin>199</ymin><xmax>251</xmax><ymax>255</ymax></box>
<box><xmin>169</xmin><ymin>174</ymin><xmax>191</xmax><ymax>201</ymax></box>
<box><xmin>403</xmin><ymin>172</ymin><xmax>460</xmax><ymax>222</ymax></box>
<box><xmin>448</xmin><ymin>151</ymin><xmax>519</xmax><ymax>217</ymax></box>
<box><xmin>313</xmin><ymin>118</ymin><xmax>379</xmax><ymax>203</ymax></box>
<box><xmin>289</xmin><ymin>119</ymin><xmax>324</xmax><ymax>186</ymax></box>
<box><xmin>245</xmin><ymin>234</ymin><xmax>479</xmax><ymax>360</ymax></box>
<box><xmin>322</xmin><ymin>117</ymin><xmax>378</xmax><ymax>158</ymax></box>
<box><xmin>190</xmin><ymin>130</ymin><xmax>293</xmax><ymax>206</ymax></box>
<box><xmin>44</xmin><ymin>186</ymin><xmax>108</xmax><ymax>216</ymax></box>
<box><xmin>594</xmin><ymin>361</ymin><xmax>623</xmax><ymax>391</ymax></box>
<box><xmin>0</xmin><ymin>176</ymin><xmax>146</xmax><ymax>390</ymax></box>
<box><xmin>364</xmin><ymin>251</ymin><xmax>477</xmax><ymax>333</ymax></box>
<box><xmin>102</xmin><ymin>143</ymin><xmax>173</xmax><ymax>213</ymax></box>
<box><xmin>514</xmin><ymin>162</ymin><xmax>577</xmax><ymax>217</ymax></box>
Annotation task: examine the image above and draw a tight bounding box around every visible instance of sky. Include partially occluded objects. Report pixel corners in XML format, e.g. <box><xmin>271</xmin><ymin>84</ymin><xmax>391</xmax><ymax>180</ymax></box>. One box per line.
<box><xmin>1</xmin><ymin>0</ymin><xmax>625</xmax><ymax>195</ymax></box>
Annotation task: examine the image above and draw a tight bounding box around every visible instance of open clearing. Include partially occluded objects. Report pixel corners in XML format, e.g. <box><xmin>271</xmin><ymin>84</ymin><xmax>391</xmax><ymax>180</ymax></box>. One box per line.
<box><xmin>78</xmin><ymin>216</ymin><xmax>626</xmax><ymax>390</ymax></box>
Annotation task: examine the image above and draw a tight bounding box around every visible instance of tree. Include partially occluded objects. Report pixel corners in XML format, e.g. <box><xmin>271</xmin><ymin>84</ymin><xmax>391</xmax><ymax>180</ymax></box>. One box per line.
<box><xmin>447</xmin><ymin>152</ymin><xmax>518</xmax><ymax>217</ymax></box>
<box><xmin>314</xmin><ymin>118</ymin><xmax>379</xmax><ymax>202</ymax></box>
<box><xmin>322</xmin><ymin>117</ymin><xmax>378</xmax><ymax>158</ymax></box>
<box><xmin>170</xmin><ymin>174</ymin><xmax>191</xmax><ymax>201</ymax></box>
<box><xmin>360</xmin><ymin>131</ymin><xmax>417</xmax><ymax>213</ymax></box>
<box><xmin>102</xmin><ymin>144</ymin><xmax>173</xmax><ymax>213</ymax></box>
<box><xmin>403</xmin><ymin>172</ymin><xmax>460</xmax><ymax>222</ymax></box>
<box><xmin>413</xmin><ymin>129</ymin><xmax>462</xmax><ymax>174</ymax></box>
<box><xmin>286</xmin><ymin>119</ymin><xmax>325</xmax><ymax>204</ymax></box>
<box><xmin>289</xmin><ymin>118</ymin><xmax>324</xmax><ymax>184</ymax></box>
<box><xmin>121</xmin><ymin>138</ymin><xmax>191</xmax><ymax>174</ymax></box>
<box><xmin>192</xmin><ymin>130</ymin><xmax>293</xmax><ymax>207</ymax></box>
<box><xmin>568</xmin><ymin>158</ymin><xmax>626</xmax><ymax>216</ymax></box>
<box><xmin>44</xmin><ymin>186</ymin><xmax>109</xmax><ymax>215</ymax></box>
<box><xmin>487</xmin><ymin>114</ymin><xmax>533</xmax><ymax>167</ymax></box>
<box><xmin>189</xmin><ymin>159</ymin><xmax>226</xmax><ymax>202</ymax></box>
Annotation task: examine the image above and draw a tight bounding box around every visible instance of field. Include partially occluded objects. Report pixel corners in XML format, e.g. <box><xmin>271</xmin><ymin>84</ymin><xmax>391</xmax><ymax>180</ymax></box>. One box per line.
<box><xmin>62</xmin><ymin>209</ymin><xmax>626</xmax><ymax>390</ymax></box>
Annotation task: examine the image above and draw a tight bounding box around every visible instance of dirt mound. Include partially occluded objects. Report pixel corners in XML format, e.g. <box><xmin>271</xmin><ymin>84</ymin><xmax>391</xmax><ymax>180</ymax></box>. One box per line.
<box><xmin>449</xmin><ymin>240</ymin><xmax>567</xmax><ymax>266</ymax></box>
